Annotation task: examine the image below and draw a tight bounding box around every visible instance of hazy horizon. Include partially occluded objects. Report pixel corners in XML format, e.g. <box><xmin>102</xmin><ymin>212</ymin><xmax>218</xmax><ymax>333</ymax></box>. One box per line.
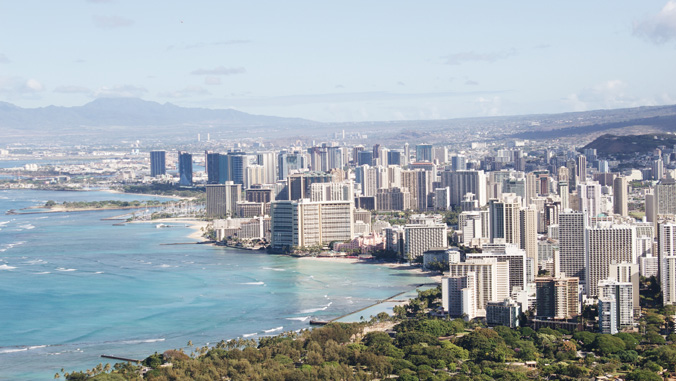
<box><xmin>2</xmin><ymin>1</ymin><xmax>676</xmax><ymax>123</ymax></box>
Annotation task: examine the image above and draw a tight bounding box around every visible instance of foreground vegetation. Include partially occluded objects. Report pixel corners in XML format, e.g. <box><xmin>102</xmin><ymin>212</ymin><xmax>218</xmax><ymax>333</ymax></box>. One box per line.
<box><xmin>58</xmin><ymin>286</ymin><xmax>676</xmax><ymax>381</ymax></box>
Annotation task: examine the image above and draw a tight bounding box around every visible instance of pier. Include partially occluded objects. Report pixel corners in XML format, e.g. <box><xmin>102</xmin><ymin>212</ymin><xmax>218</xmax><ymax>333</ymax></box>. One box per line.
<box><xmin>314</xmin><ymin>283</ymin><xmax>438</xmax><ymax>325</ymax></box>
<box><xmin>101</xmin><ymin>355</ymin><xmax>142</xmax><ymax>363</ymax></box>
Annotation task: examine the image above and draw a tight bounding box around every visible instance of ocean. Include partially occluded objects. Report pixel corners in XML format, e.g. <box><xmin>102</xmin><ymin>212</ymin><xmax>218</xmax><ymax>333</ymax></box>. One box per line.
<box><xmin>0</xmin><ymin>189</ymin><xmax>428</xmax><ymax>380</ymax></box>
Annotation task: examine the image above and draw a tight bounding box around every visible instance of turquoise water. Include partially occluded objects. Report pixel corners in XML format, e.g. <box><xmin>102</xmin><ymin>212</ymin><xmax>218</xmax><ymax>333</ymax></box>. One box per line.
<box><xmin>0</xmin><ymin>190</ymin><xmax>425</xmax><ymax>380</ymax></box>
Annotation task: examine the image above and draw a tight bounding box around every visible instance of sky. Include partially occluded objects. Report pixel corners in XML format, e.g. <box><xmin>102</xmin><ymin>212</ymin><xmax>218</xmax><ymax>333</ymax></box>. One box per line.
<box><xmin>1</xmin><ymin>1</ymin><xmax>676</xmax><ymax>123</ymax></box>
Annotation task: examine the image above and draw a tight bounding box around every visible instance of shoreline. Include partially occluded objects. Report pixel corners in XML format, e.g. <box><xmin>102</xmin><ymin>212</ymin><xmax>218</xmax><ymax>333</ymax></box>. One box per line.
<box><xmin>130</xmin><ymin>217</ymin><xmax>209</xmax><ymax>241</ymax></box>
<box><xmin>136</xmin><ymin>217</ymin><xmax>439</xmax><ymax>325</ymax></box>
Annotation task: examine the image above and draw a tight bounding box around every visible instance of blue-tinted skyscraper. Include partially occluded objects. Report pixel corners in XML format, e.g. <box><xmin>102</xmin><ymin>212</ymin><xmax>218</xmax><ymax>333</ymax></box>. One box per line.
<box><xmin>452</xmin><ymin>155</ymin><xmax>467</xmax><ymax>171</ymax></box>
<box><xmin>227</xmin><ymin>152</ymin><xmax>247</xmax><ymax>185</ymax></box>
<box><xmin>415</xmin><ymin>144</ymin><xmax>433</xmax><ymax>162</ymax></box>
<box><xmin>206</xmin><ymin>153</ymin><xmax>221</xmax><ymax>184</ymax></box>
<box><xmin>178</xmin><ymin>151</ymin><xmax>193</xmax><ymax>186</ymax></box>
<box><xmin>150</xmin><ymin>151</ymin><xmax>166</xmax><ymax>177</ymax></box>
<box><xmin>357</xmin><ymin>151</ymin><xmax>374</xmax><ymax>166</ymax></box>
<box><xmin>388</xmin><ymin>150</ymin><xmax>402</xmax><ymax>166</ymax></box>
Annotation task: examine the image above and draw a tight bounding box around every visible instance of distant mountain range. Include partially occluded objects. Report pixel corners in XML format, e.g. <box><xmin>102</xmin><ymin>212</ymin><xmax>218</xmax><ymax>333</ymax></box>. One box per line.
<box><xmin>2</xmin><ymin>98</ymin><xmax>676</xmax><ymax>145</ymax></box>
<box><xmin>0</xmin><ymin>98</ymin><xmax>316</xmax><ymax>142</ymax></box>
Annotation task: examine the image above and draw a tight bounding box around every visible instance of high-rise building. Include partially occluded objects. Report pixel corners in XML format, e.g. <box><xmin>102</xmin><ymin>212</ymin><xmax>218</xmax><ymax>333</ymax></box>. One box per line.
<box><xmin>441</xmin><ymin>272</ymin><xmax>478</xmax><ymax>320</ymax></box>
<box><xmin>287</xmin><ymin>172</ymin><xmax>333</xmax><ymax>201</ymax></box>
<box><xmin>467</xmin><ymin>243</ymin><xmax>527</xmax><ymax>295</ymax></box>
<box><xmin>656</xmin><ymin>178</ymin><xmax>676</xmax><ymax>216</ymax></box>
<box><xmin>415</xmin><ymin>143</ymin><xmax>433</xmax><ymax>162</ymax></box>
<box><xmin>387</xmin><ymin>150</ymin><xmax>402</xmax><ymax>166</ymax></box>
<box><xmin>598</xmin><ymin>296</ymin><xmax>617</xmax><ymax>334</ymax></box>
<box><xmin>150</xmin><ymin>151</ymin><xmax>166</xmax><ymax>177</ymax></box>
<box><xmin>309</xmin><ymin>181</ymin><xmax>354</xmax><ymax>203</ymax></box>
<box><xmin>278</xmin><ymin>151</ymin><xmax>305</xmax><ymax>181</ymax></box>
<box><xmin>432</xmin><ymin>146</ymin><xmax>448</xmax><ymax>164</ymax></box>
<box><xmin>451</xmin><ymin>155</ymin><xmax>467</xmax><ymax>171</ymax></box>
<box><xmin>375</xmin><ymin>187</ymin><xmax>411</xmax><ymax>211</ymax></box>
<box><xmin>270</xmin><ymin>199</ymin><xmax>354</xmax><ymax>251</ymax></box>
<box><xmin>577</xmin><ymin>155</ymin><xmax>587</xmax><ymax>183</ymax></box>
<box><xmin>357</xmin><ymin>151</ymin><xmax>374</xmax><ymax>166</ymax></box>
<box><xmin>613</xmin><ymin>176</ymin><xmax>628</xmax><ymax>217</ymax></box>
<box><xmin>578</xmin><ymin>181</ymin><xmax>602</xmax><ymax>219</ymax></box>
<box><xmin>608</xmin><ymin>262</ymin><xmax>640</xmax><ymax>316</ymax></box>
<box><xmin>206</xmin><ymin>182</ymin><xmax>242</xmax><ymax>217</ymax></box>
<box><xmin>559</xmin><ymin>211</ymin><xmax>587</xmax><ymax>287</ymax></box>
<box><xmin>206</xmin><ymin>152</ymin><xmax>221</xmax><ymax>184</ymax></box>
<box><xmin>434</xmin><ymin>187</ymin><xmax>450</xmax><ymax>210</ymax></box>
<box><xmin>535</xmin><ymin>275</ymin><xmax>579</xmax><ymax>319</ymax></box>
<box><xmin>653</xmin><ymin>158</ymin><xmax>665</xmax><ymax>180</ymax></box>
<box><xmin>178</xmin><ymin>151</ymin><xmax>193</xmax><ymax>186</ymax></box>
<box><xmin>521</xmin><ymin>205</ymin><xmax>539</xmax><ymax>272</ymax></box>
<box><xmin>404</xmin><ymin>224</ymin><xmax>447</xmax><ymax>261</ymax></box>
<box><xmin>440</xmin><ymin>170</ymin><xmax>487</xmax><ymax>207</ymax></box>
<box><xmin>659</xmin><ymin>223</ymin><xmax>676</xmax><ymax>305</ymax></box>
<box><xmin>448</xmin><ymin>258</ymin><xmax>510</xmax><ymax>317</ymax></box>
<box><xmin>486</xmin><ymin>298</ymin><xmax>521</xmax><ymax>328</ymax></box>
<box><xmin>227</xmin><ymin>152</ymin><xmax>248</xmax><ymax>186</ymax></box>
<box><xmin>598</xmin><ymin>279</ymin><xmax>634</xmax><ymax>330</ymax></box>
<box><xmin>585</xmin><ymin>222</ymin><xmax>635</xmax><ymax>298</ymax></box>
<box><xmin>256</xmin><ymin>152</ymin><xmax>277</xmax><ymax>184</ymax></box>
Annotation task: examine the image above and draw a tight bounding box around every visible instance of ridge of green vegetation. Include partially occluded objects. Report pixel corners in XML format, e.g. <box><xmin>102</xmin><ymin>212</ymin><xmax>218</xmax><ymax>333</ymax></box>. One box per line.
<box><xmin>583</xmin><ymin>133</ymin><xmax>676</xmax><ymax>157</ymax></box>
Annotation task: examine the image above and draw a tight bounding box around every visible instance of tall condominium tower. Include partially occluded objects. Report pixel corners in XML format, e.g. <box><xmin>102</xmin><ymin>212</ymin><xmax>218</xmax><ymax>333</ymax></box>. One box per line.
<box><xmin>206</xmin><ymin>182</ymin><xmax>242</xmax><ymax>217</ymax></box>
<box><xmin>206</xmin><ymin>152</ymin><xmax>221</xmax><ymax>184</ymax></box>
<box><xmin>440</xmin><ymin>170</ymin><xmax>487</xmax><ymax>207</ymax></box>
<box><xmin>150</xmin><ymin>151</ymin><xmax>166</xmax><ymax>177</ymax></box>
<box><xmin>559</xmin><ymin>211</ymin><xmax>587</xmax><ymax>288</ymax></box>
<box><xmin>415</xmin><ymin>143</ymin><xmax>433</xmax><ymax>162</ymax></box>
<box><xmin>178</xmin><ymin>151</ymin><xmax>193</xmax><ymax>186</ymax></box>
<box><xmin>585</xmin><ymin>222</ymin><xmax>635</xmax><ymax>298</ymax></box>
<box><xmin>578</xmin><ymin>181</ymin><xmax>601</xmax><ymax>219</ymax></box>
<box><xmin>576</xmin><ymin>155</ymin><xmax>587</xmax><ymax>183</ymax></box>
<box><xmin>656</xmin><ymin>178</ymin><xmax>676</xmax><ymax>215</ymax></box>
<box><xmin>659</xmin><ymin>223</ymin><xmax>676</xmax><ymax>305</ymax></box>
<box><xmin>270</xmin><ymin>199</ymin><xmax>354</xmax><ymax>251</ymax></box>
<box><xmin>535</xmin><ymin>275</ymin><xmax>579</xmax><ymax>319</ymax></box>
<box><xmin>448</xmin><ymin>258</ymin><xmax>509</xmax><ymax>317</ymax></box>
<box><xmin>613</xmin><ymin>176</ymin><xmax>628</xmax><ymax>216</ymax></box>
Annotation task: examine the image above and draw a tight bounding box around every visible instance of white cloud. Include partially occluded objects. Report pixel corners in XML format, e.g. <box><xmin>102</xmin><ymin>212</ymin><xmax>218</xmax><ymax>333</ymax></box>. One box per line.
<box><xmin>93</xmin><ymin>15</ymin><xmax>134</xmax><ymax>29</ymax></box>
<box><xmin>95</xmin><ymin>84</ymin><xmax>147</xmax><ymax>98</ymax></box>
<box><xmin>564</xmin><ymin>80</ymin><xmax>653</xmax><ymax>112</ymax></box>
<box><xmin>158</xmin><ymin>86</ymin><xmax>210</xmax><ymax>98</ymax></box>
<box><xmin>191</xmin><ymin>66</ymin><xmax>246</xmax><ymax>75</ymax></box>
<box><xmin>634</xmin><ymin>1</ymin><xmax>676</xmax><ymax>44</ymax></box>
<box><xmin>476</xmin><ymin>96</ymin><xmax>502</xmax><ymax>116</ymax></box>
<box><xmin>444</xmin><ymin>48</ymin><xmax>518</xmax><ymax>65</ymax></box>
<box><xmin>0</xmin><ymin>77</ymin><xmax>45</xmax><ymax>100</ymax></box>
<box><xmin>204</xmin><ymin>77</ymin><xmax>221</xmax><ymax>86</ymax></box>
<box><xmin>26</xmin><ymin>79</ymin><xmax>44</xmax><ymax>92</ymax></box>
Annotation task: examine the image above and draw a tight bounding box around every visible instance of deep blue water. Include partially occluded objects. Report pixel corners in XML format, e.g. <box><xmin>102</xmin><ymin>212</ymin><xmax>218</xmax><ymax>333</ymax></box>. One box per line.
<box><xmin>0</xmin><ymin>190</ymin><xmax>426</xmax><ymax>380</ymax></box>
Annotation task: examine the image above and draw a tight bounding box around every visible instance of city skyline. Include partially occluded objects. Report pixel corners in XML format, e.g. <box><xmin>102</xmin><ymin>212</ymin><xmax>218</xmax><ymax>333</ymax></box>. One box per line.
<box><xmin>2</xmin><ymin>1</ymin><xmax>676</xmax><ymax>123</ymax></box>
